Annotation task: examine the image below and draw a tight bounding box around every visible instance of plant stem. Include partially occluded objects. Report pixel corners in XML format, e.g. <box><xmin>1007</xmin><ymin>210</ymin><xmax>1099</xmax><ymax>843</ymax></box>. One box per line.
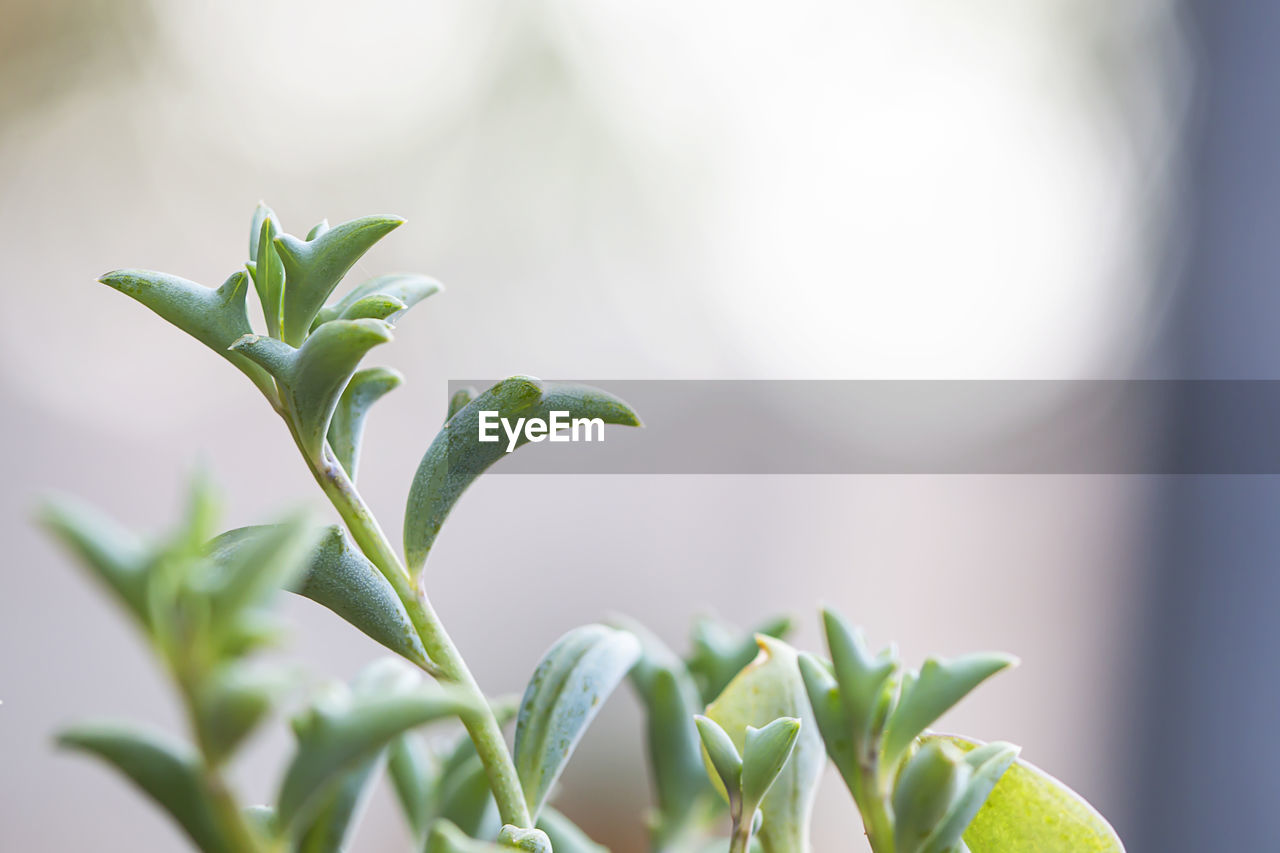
<box><xmin>304</xmin><ymin>444</ymin><xmax>533</xmax><ymax>830</ymax></box>
<box><xmin>728</xmin><ymin>811</ymin><xmax>754</xmax><ymax>853</ymax></box>
<box><xmin>852</xmin><ymin>760</ymin><xmax>895</xmax><ymax>853</ymax></box>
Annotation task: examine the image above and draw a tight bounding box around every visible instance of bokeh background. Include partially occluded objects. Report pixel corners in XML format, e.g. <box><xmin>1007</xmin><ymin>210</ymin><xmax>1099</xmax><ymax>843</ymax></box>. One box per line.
<box><xmin>3</xmin><ymin>1</ymin><xmax>1273</xmax><ymax>850</ymax></box>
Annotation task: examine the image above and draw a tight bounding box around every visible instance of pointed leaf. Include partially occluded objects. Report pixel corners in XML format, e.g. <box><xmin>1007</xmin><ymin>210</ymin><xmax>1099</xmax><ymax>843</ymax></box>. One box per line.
<box><xmin>821</xmin><ymin>609</ymin><xmax>898</xmax><ymax>745</ymax></box>
<box><xmin>232</xmin><ymin>318</ymin><xmax>394</xmax><ymax>459</ymax></box>
<box><xmin>209</xmin><ymin>525</ymin><xmax>430</xmax><ymax>668</ymax></box>
<box><xmin>926</xmin><ymin>735</ymin><xmax>1126</xmax><ymax>853</ymax></box>
<box><xmin>740</xmin><ymin>718</ymin><xmax>801</xmax><ymax>812</ymax></box>
<box><xmin>277</xmin><ymin>684</ymin><xmax>475</xmax><ymax>828</ymax></box>
<box><xmin>58</xmin><ymin>722</ymin><xmax>228</xmax><ymax>853</ymax></box>
<box><xmin>41</xmin><ymin>498</ymin><xmax>149</xmax><ymax>626</ymax></box>
<box><xmin>703</xmin><ymin>636</ymin><xmax>824</xmax><ymax>853</ymax></box>
<box><xmin>328</xmin><ymin>367</ymin><xmax>403</xmax><ymax>480</ymax></box>
<box><xmin>307</xmin><ymin>219</ymin><xmax>331</xmax><ymax>241</ymax></box>
<box><xmin>249</xmin><ymin>202</ymin><xmax>275</xmax><ymax>258</ymax></box>
<box><xmin>882</xmin><ymin>653</ymin><xmax>1017</xmax><ymax>772</ymax></box>
<box><xmin>314</xmin><ymin>273</ymin><xmax>442</xmax><ymax>328</ymax></box>
<box><xmin>514</xmin><ymin>624</ymin><xmax>641</xmax><ymax>819</ymax></box>
<box><xmin>273</xmin><ymin>215</ymin><xmax>404</xmax><ymax>344</ymax></box>
<box><xmin>194</xmin><ymin>664</ymin><xmax>289</xmax><ymax>764</ymax></box>
<box><xmin>100</xmin><ymin>269</ymin><xmax>275</xmax><ymax>397</ymax></box>
<box><xmin>404</xmin><ymin>376</ymin><xmax>641</xmax><ymax>575</ymax></box>
<box><xmin>797</xmin><ymin>652</ymin><xmax>859</xmax><ymax>790</ymax></box>
<box><xmin>694</xmin><ymin>715</ymin><xmax>743</xmax><ymax>802</ymax></box>
<box><xmin>294</xmin><ymin>751</ymin><xmax>383</xmax><ymax>853</ymax></box>
<box><xmin>688</xmin><ymin>615</ymin><xmax>793</xmax><ymax>704</ymax></box>
<box><xmin>447</xmin><ymin>387</ymin><xmax>477</xmax><ymax>421</ymax></box>
<box><xmin>249</xmin><ymin>214</ymin><xmax>285</xmax><ymax>339</ymax></box>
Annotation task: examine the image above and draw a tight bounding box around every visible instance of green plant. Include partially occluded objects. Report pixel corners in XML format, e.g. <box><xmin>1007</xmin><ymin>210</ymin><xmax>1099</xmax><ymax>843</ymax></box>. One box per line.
<box><xmin>45</xmin><ymin>204</ymin><xmax>1126</xmax><ymax>853</ymax></box>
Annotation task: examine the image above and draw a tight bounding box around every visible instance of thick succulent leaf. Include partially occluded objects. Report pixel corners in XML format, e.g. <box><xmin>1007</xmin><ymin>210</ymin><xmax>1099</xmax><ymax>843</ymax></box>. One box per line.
<box><xmin>388</xmin><ymin>731</ymin><xmax>437</xmax><ymax>840</ymax></box>
<box><xmin>328</xmin><ymin>367</ymin><xmax>403</xmax><ymax>480</ymax></box>
<box><xmin>514</xmin><ymin>624</ymin><xmax>641</xmax><ymax>819</ymax></box>
<box><xmin>232</xmin><ymin>319</ymin><xmax>394</xmax><ymax>459</ymax></box>
<box><xmin>277</xmin><ymin>683</ymin><xmax>475</xmax><ymax>828</ymax></box>
<box><xmin>740</xmin><ymin>718</ymin><xmax>801</xmax><ymax>812</ymax></box>
<box><xmin>447</xmin><ymin>387</ymin><xmax>477</xmax><ymax>421</ymax></box>
<box><xmin>307</xmin><ymin>219</ymin><xmax>331</xmax><ymax>241</ymax></box>
<box><xmin>797</xmin><ymin>652</ymin><xmax>859</xmax><ymax>789</ymax></box>
<box><xmin>820</xmin><ymin>609</ymin><xmax>898</xmax><ymax>746</ymax></box>
<box><xmin>435</xmin><ymin>753</ymin><xmax>501</xmax><ymax>839</ymax></box>
<box><xmin>926</xmin><ymin>735</ymin><xmax>1126</xmax><ymax>853</ymax></box>
<box><xmin>206</xmin><ymin>513</ymin><xmax>317</xmax><ymax>636</ymax></box>
<box><xmin>294</xmin><ymin>751</ymin><xmax>383</xmax><ymax>853</ymax></box>
<box><xmin>210</xmin><ymin>525</ymin><xmax>430</xmax><ymax>668</ymax></box>
<box><xmin>249</xmin><ymin>202</ymin><xmax>275</xmax><ymax>258</ymax></box>
<box><xmin>919</xmin><ymin>742</ymin><xmax>1020</xmax><ymax>853</ymax></box>
<box><xmin>893</xmin><ymin>741</ymin><xmax>970</xmax><ymax>853</ymax></box>
<box><xmin>404</xmin><ymin>376</ymin><xmax>641</xmax><ymax>575</ymax></box>
<box><xmin>314</xmin><ymin>273</ymin><xmax>442</xmax><ymax>328</ymax></box>
<box><xmin>537</xmin><ymin>807</ymin><xmax>609</xmax><ymax>853</ymax></box>
<box><xmin>273</xmin><ymin>215</ymin><xmax>404</xmax><ymax>345</ymax></box>
<box><xmin>99</xmin><ymin>269</ymin><xmax>275</xmax><ymax>397</ymax></box>
<box><xmin>688</xmin><ymin>615</ymin><xmax>793</xmax><ymax>704</ymax></box>
<box><xmin>41</xmin><ymin>498</ymin><xmax>149</xmax><ymax>626</ymax></box>
<box><xmin>882</xmin><ymin>653</ymin><xmax>1017</xmax><ymax>772</ymax></box>
<box><xmin>58</xmin><ymin>722</ymin><xmax>228</xmax><ymax>853</ymax></box>
<box><xmin>195</xmin><ymin>665</ymin><xmax>290</xmax><ymax>764</ymax></box>
<box><xmin>612</xmin><ymin>616</ymin><xmax>715</xmax><ymax>836</ymax></box>
<box><xmin>498</xmin><ymin>825</ymin><xmax>552</xmax><ymax>852</ymax></box>
<box><xmin>427</xmin><ymin>820</ymin><xmax>510</xmax><ymax>853</ymax></box>
<box><xmin>247</xmin><ymin>211</ymin><xmax>285</xmax><ymax>339</ymax></box>
<box><xmin>694</xmin><ymin>715</ymin><xmax>743</xmax><ymax>802</ymax></box>
<box><xmin>703</xmin><ymin>637</ymin><xmax>824</xmax><ymax>853</ymax></box>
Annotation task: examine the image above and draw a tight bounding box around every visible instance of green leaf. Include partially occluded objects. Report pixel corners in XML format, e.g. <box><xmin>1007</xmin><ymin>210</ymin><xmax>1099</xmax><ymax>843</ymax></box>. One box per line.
<box><xmin>209</xmin><ymin>525</ymin><xmax>430</xmax><ymax>668</ymax></box>
<box><xmin>313</xmin><ymin>273</ymin><xmax>441</xmax><ymax>328</ymax></box>
<box><xmin>277</xmin><ymin>681</ymin><xmax>475</xmax><ymax>829</ymax></box>
<box><xmin>99</xmin><ymin>268</ymin><xmax>275</xmax><ymax>397</ymax></box>
<box><xmin>498</xmin><ymin>825</ymin><xmax>552</xmax><ymax>852</ymax></box>
<box><xmin>537</xmin><ymin>807</ymin><xmax>609</xmax><ymax>853</ymax></box>
<box><xmin>694</xmin><ymin>715</ymin><xmax>743</xmax><ymax>803</ymax></box>
<box><xmin>404</xmin><ymin>376</ymin><xmax>642</xmax><ymax>575</ymax></box>
<box><xmin>194</xmin><ymin>664</ymin><xmax>289</xmax><ymax>765</ymax></box>
<box><xmin>513</xmin><ymin>624</ymin><xmax>641</xmax><ymax>819</ymax></box>
<box><xmin>612</xmin><ymin>616</ymin><xmax>716</xmax><ymax>841</ymax></box>
<box><xmin>687</xmin><ymin>615</ymin><xmax>793</xmax><ymax>705</ymax></box>
<box><xmin>919</xmin><ymin>741</ymin><xmax>1020</xmax><ymax>853</ymax></box>
<box><xmin>427</xmin><ymin>819</ymin><xmax>510</xmax><ymax>853</ymax></box>
<box><xmin>881</xmin><ymin>653</ymin><xmax>1017</xmax><ymax>772</ymax></box>
<box><xmin>40</xmin><ymin>498</ymin><xmax>149</xmax><ymax>626</ymax></box>
<box><xmin>820</xmin><ymin>609</ymin><xmax>898</xmax><ymax>747</ymax></box>
<box><xmin>247</xmin><ymin>210</ymin><xmax>285</xmax><ymax>339</ymax></box>
<box><xmin>435</xmin><ymin>753</ymin><xmax>501</xmax><ymax>839</ymax></box>
<box><xmin>273</xmin><ymin>215</ymin><xmax>404</xmax><ymax>345</ymax></box>
<box><xmin>926</xmin><ymin>735</ymin><xmax>1126</xmax><ymax>853</ymax></box>
<box><xmin>447</xmin><ymin>387</ymin><xmax>477</xmax><ymax>421</ymax></box>
<box><xmin>388</xmin><ymin>731</ymin><xmax>438</xmax><ymax>841</ymax></box>
<box><xmin>206</xmin><ymin>513</ymin><xmax>317</xmax><ymax>639</ymax></box>
<box><xmin>893</xmin><ymin>741</ymin><xmax>969</xmax><ymax>853</ymax></box>
<box><xmin>740</xmin><ymin>717</ymin><xmax>801</xmax><ymax>812</ymax></box>
<box><xmin>703</xmin><ymin>637</ymin><xmax>824</xmax><ymax>853</ymax></box>
<box><xmin>327</xmin><ymin>367</ymin><xmax>403</xmax><ymax>480</ymax></box>
<box><xmin>307</xmin><ymin>219</ymin><xmax>331</xmax><ymax>241</ymax></box>
<box><xmin>58</xmin><ymin>722</ymin><xmax>229</xmax><ymax>853</ymax></box>
<box><xmin>231</xmin><ymin>319</ymin><xmax>394</xmax><ymax>460</ymax></box>
<box><xmin>294</xmin><ymin>751</ymin><xmax>383</xmax><ymax>853</ymax></box>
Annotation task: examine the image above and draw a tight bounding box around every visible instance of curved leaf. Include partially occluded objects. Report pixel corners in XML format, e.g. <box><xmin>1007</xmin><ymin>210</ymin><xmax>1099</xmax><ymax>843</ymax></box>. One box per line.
<box><xmin>404</xmin><ymin>376</ymin><xmax>641</xmax><ymax>575</ymax></box>
<box><xmin>273</xmin><ymin>215</ymin><xmax>404</xmax><ymax>345</ymax></box>
<box><xmin>328</xmin><ymin>367</ymin><xmax>403</xmax><ymax>480</ymax></box>
<box><xmin>388</xmin><ymin>731</ymin><xmax>438</xmax><ymax>841</ymax></box>
<box><xmin>99</xmin><ymin>268</ymin><xmax>275</xmax><ymax>397</ymax></box>
<box><xmin>882</xmin><ymin>653</ymin><xmax>1017</xmax><ymax>772</ymax></box>
<box><xmin>58</xmin><ymin>722</ymin><xmax>228</xmax><ymax>853</ymax></box>
<box><xmin>277</xmin><ymin>683</ymin><xmax>475</xmax><ymax>828</ymax></box>
<box><xmin>740</xmin><ymin>717</ymin><xmax>801</xmax><ymax>812</ymax></box>
<box><xmin>513</xmin><ymin>624</ymin><xmax>641</xmax><ymax>819</ymax></box>
<box><xmin>687</xmin><ymin>615</ymin><xmax>793</xmax><ymax>705</ymax></box>
<box><xmin>313</xmin><ymin>273</ymin><xmax>442</xmax><ymax>328</ymax></box>
<box><xmin>294</xmin><ymin>751</ymin><xmax>383</xmax><ymax>853</ymax></box>
<box><xmin>703</xmin><ymin>636</ymin><xmax>824</xmax><ymax>853</ymax></box>
<box><xmin>926</xmin><ymin>735</ymin><xmax>1126</xmax><ymax>853</ymax></box>
<box><xmin>247</xmin><ymin>209</ymin><xmax>284</xmax><ymax>339</ymax></box>
<box><xmin>209</xmin><ymin>525</ymin><xmax>430</xmax><ymax>670</ymax></box>
<box><xmin>231</xmin><ymin>319</ymin><xmax>394</xmax><ymax>459</ymax></box>
<box><xmin>694</xmin><ymin>715</ymin><xmax>743</xmax><ymax>802</ymax></box>
<box><xmin>40</xmin><ymin>498</ymin><xmax>148</xmax><ymax>626</ymax></box>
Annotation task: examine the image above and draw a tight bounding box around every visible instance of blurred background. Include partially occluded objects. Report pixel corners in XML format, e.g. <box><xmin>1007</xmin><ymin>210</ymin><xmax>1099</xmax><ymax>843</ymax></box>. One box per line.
<box><xmin>3</xmin><ymin>1</ymin><xmax>1273</xmax><ymax>850</ymax></box>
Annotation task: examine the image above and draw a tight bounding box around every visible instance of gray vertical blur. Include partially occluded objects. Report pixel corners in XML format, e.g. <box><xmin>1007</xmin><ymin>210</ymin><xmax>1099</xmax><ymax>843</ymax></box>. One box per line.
<box><xmin>1132</xmin><ymin>3</ymin><xmax>1280</xmax><ymax>851</ymax></box>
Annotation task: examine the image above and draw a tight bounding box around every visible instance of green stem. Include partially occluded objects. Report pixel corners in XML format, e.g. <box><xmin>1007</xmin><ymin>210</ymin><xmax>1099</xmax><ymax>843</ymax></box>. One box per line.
<box><xmin>303</xmin><ymin>442</ymin><xmax>533</xmax><ymax>830</ymax></box>
<box><xmin>852</xmin><ymin>760</ymin><xmax>895</xmax><ymax>853</ymax></box>
<box><xmin>728</xmin><ymin>809</ymin><xmax>754</xmax><ymax>853</ymax></box>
